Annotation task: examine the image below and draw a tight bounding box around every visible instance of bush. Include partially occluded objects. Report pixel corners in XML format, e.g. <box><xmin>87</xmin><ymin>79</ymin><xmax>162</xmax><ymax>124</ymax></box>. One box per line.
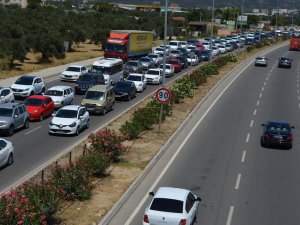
<box><xmin>199</xmin><ymin>63</ymin><xmax>219</xmax><ymax>75</ymax></box>
<box><xmin>189</xmin><ymin>69</ymin><xmax>207</xmax><ymax>87</ymax></box>
<box><xmin>132</xmin><ymin>107</ymin><xmax>158</xmax><ymax>130</ymax></box>
<box><xmin>89</xmin><ymin>128</ymin><xmax>128</xmax><ymax>162</ymax></box>
<box><xmin>246</xmin><ymin>46</ymin><xmax>255</xmax><ymax>52</ymax></box>
<box><xmin>51</xmin><ymin>163</ymin><xmax>92</xmax><ymax>201</ymax></box>
<box><xmin>120</xmin><ymin>120</ymin><xmax>143</xmax><ymax>140</ymax></box>
<box><xmin>213</xmin><ymin>56</ymin><xmax>228</xmax><ymax>67</ymax></box>
<box><xmin>79</xmin><ymin>151</ymin><xmax>110</xmax><ymax>177</ymax></box>
<box><xmin>224</xmin><ymin>52</ymin><xmax>238</xmax><ymax>62</ymax></box>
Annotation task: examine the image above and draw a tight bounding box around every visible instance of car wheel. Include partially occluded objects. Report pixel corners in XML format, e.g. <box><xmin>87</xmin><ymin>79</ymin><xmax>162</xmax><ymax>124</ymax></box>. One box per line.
<box><xmin>30</xmin><ymin>91</ymin><xmax>34</xmax><ymax>96</ymax></box>
<box><xmin>128</xmin><ymin>94</ymin><xmax>131</xmax><ymax>101</ymax></box>
<box><xmin>41</xmin><ymin>87</ymin><xmax>45</xmax><ymax>94</ymax></box>
<box><xmin>7</xmin><ymin>153</ymin><xmax>14</xmax><ymax>166</ymax></box>
<box><xmin>39</xmin><ymin>113</ymin><xmax>44</xmax><ymax>121</ymax></box>
<box><xmin>75</xmin><ymin>126</ymin><xmax>80</xmax><ymax>136</ymax></box>
<box><xmin>85</xmin><ymin>119</ymin><xmax>90</xmax><ymax>129</ymax></box>
<box><xmin>70</xmin><ymin>99</ymin><xmax>74</xmax><ymax>105</ymax></box>
<box><xmin>7</xmin><ymin>125</ymin><xmax>14</xmax><ymax>136</ymax></box>
<box><xmin>24</xmin><ymin>120</ymin><xmax>29</xmax><ymax>129</ymax></box>
<box><xmin>111</xmin><ymin>101</ymin><xmax>115</xmax><ymax>110</ymax></box>
<box><xmin>102</xmin><ymin>107</ymin><xmax>107</xmax><ymax>115</ymax></box>
<box><xmin>260</xmin><ymin>137</ymin><xmax>266</xmax><ymax>147</ymax></box>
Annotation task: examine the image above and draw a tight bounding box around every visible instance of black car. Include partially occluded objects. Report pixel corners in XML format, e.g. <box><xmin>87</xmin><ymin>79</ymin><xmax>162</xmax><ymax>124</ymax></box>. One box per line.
<box><xmin>261</xmin><ymin>121</ymin><xmax>294</xmax><ymax>149</ymax></box>
<box><xmin>113</xmin><ymin>80</ymin><xmax>137</xmax><ymax>101</ymax></box>
<box><xmin>177</xmin><ymin>47</ymin><xmax>189</xmax><ymax>57</ymax></box>
<box><xmin>278</xmin><ymin>57</ymin><xmax>293</xmax><ymax>68</ymax></box>
<box><xmin>74</xmin><ymin>71</ymin><xmax>105</xmax><ymax>95</ymax></box>
<box><xmin>175</xmin><ymin>56</ymin><xmax>189</xmax><ymax>69</ymax></box>
<box><xmin>199</xmin><ymin>50</ymin><xmax>211</xmax><ymax>61</ymax></box>
<box><xmin>190</xmin><ymin>49</ymin><xmax>203</xmax><ymax>59</ymax></box>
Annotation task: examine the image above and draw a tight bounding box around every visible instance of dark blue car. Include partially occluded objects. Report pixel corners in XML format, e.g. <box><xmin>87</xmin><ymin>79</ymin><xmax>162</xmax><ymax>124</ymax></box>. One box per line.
<box><xmin>113</xmin><ymin>80</ymin><xmax>137</xmax><ymax>101</ymax></box>
<box><xmin>74</xmin><ymin>71</ymin><xmax>105</xmax><ymax>95</ymax></box>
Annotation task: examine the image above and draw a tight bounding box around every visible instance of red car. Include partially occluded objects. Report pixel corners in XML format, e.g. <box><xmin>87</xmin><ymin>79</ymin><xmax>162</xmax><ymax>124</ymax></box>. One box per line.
<box><xmin>24</xmin><ymin>95</ymin><xmax>55</xmax><ymax>121</ymax></box>
<box><xmin>195</xmin><ymin>44</ymin><xmax>205</xmax><ymax>50</ymax></box>
<box><xmin>167</xmin><ymin>59</ymin><xmax>182</xmax><ymax>73</ymax></box>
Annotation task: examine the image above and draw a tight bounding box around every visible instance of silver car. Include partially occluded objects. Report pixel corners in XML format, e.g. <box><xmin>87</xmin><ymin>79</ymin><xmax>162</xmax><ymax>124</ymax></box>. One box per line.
<box><xmin>0</xmin><ymin>87</ymin><xmax>14</xmax><ymax>104</ymax></box>
<box><xmin>0</xmin><ymin>138</ymin><xmax>14</xmax><ymax>168</ymax></box>
<box><xmin>139</xmin><ymin>57</ymin><xmax>156</xmax><ymax>70</ymax></box>
<box><xmin>255</xmin><ymin>56</ymin><xmax>268</xmax><ymax>67</ymax></box>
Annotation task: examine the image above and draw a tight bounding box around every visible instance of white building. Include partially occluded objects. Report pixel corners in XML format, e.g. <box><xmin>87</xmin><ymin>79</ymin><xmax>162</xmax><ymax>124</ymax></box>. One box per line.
<box><xmin>0</xmin><ymin>0</ymin><xmax>28</xmax><ymax>8</ymax></box>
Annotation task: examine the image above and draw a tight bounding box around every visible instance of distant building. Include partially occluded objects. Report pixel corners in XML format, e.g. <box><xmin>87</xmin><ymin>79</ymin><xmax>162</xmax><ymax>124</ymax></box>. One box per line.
<box><xmin>271</xmin><ymin>8</ymin><xmax>288</xmax><ymax>15</ymax></box>
<box><xmin>0</xmin><ymin>0</ymin><xmax>27</xmax><ymax>8</ymax></box>
<box><xmin>253</xmin><ymin>9</ymin><xmax>259</xmax><ymax>13</ymax></box>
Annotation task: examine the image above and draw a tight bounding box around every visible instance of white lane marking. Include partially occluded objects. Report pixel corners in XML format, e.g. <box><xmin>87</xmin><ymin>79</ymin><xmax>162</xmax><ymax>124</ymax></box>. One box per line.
<box><xmin>298</xmin><ymin>90</ymin><xmax>299</xmax><ymax>94</ymax></box>
<box><xmin>298</xmin><ymin>96</ymin><xmax>300</xmax><ymax>100</ymax></box>
<box><xmin>261</xmin><ymin>87</ymin><xmax>264</xmax><ymax>91</ymax></box>
<box><xmin>246</xmin><ymin>133</ymin><xmax>250</xmax><ymax>143</ymax></box>
<box><xmin>264</xmin><ymin>81</ymin><xmax>266</xmax><ymax>86</ymax></box>
<box><xmin>241</xmin><ymin>151</ymin><xmax>246</xmax><ymax>162</ymax></box>
<box><xmin>299</xmin><ymin>103</ymin><xmax>300</xmax><ymax>109</ymax></box>
<box><xmin>266</xmin><ymin>77</ymin><xmax>269</xmax><ymax>81</ymax></box>
<box><xmin>226</xmin><ymin>206</ymin><xmax>235</xmax><ymax>225</ymax></box>
<box><xmin>297</xmin><ymin>84</ymin><xmax>299</xmax><ymax>87</ymax></box>
<box><xmin>235</xmin><ymin>174</ymin><xmax>242</xmax><ymax>189</ymax></box>
<box><xmin>253</xmin><ymin>109</ymin><xmax>257</xmax><ymax>115</ymax></box>
<box><xmin>256</xmin><ymin>100</ymin><xmax>260</xmax><ymax>106</ymax></box>
<box><xmin>25</xmin><ymin>126</ymin><xmax>42</xmax><ymax>135</ymax></box>
<box><xmin>250</xmin><ymin>120</ymin><xmax>254</xmax><ymax>127</ymax></box>
<box><xmin>124</xmin><ymin>55</ymin><xmax>255</xmax><ymax>225</ymax></box>
<box><xmin>259</xmin><ymin>93</ymin><xmax>262</xmax><ymax>98</ymax></box>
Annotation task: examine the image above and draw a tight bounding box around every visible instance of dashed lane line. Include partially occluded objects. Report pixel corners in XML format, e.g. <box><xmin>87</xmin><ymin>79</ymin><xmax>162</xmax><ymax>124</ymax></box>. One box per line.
<box><xmin>25</xmin><ymin>126</ymin><xmax>42</xmax><ymax>135</ymax></box>
<box><xmin>259</xmin><ymin>93</ymin><xmax>262</xmax><ymax>98</ymax></box>
<box><xmin>241</xmin><ymin>151</ymin><xmax>246</xmax><ymax>163</ymax></box>
<box><xmin>250</xmin><ymin>120</ymin><xmax>254</xmax><ymax>127</ymax></box>
<box><xmin>246</xmin><ymin>133</ymin><xmax>250</xmax><ymax>143</ymax></box>
<box><xmin>253</xmin><ymin>109</ymin><xmax>257</xmax><ymax>115</ymax></box>
<box><xmin>235</xmin><ymin>174</ymin><xmax>242</xmax><ymax>190</ymax></box>
<box><xmin>226</xmin><ymin>206</ymin><xmax>235</xmax><ymax>225</ymax></box>
<box><xmin>256</xmin><ymin>100</ymin><xmax>260</xmax><ymax>106</ymax></box>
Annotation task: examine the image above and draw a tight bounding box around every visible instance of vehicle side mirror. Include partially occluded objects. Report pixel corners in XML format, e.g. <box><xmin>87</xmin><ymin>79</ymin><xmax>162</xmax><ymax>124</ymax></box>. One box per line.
<box><xmin>79</xmin><ymin>115</ymin><xmax>84</xmax><ymax>119</ymax></box>
<box><xmin>149</xmin><ymin>192</ymin><xmax>155</xmax><ymax>196</ymax></box>
<box><xmin>261</xmin><ymin>124</ymin><xmax>265</xmax><ymax>126</ymax></box>
<box><xmin>52</xmin><ymin>113</ymin><xmax>55</xmax><ymax>117</ymax></box>
<box><xmin>194</xmin><ymin>197</ymin><xmax>202</xmax><ymax>202</ymax></box>
<box><xmin>14</xmin><ymin>114</ymin><xmax>18</xmax><ymax>118</ymax></box>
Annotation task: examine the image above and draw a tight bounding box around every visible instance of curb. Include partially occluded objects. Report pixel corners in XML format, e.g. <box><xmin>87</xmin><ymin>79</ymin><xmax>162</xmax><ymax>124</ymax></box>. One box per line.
<box><xmin>98</xmin><ymin>41</ymin><xmax>289</xmax><ymax>225</ymax></box>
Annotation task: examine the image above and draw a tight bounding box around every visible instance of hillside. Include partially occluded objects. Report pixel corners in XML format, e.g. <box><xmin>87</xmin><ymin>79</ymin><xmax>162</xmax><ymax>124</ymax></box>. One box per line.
<box><xmin>103</xmin><ymin>0</ymin><xmax>299</xmax><ymax>10</ymax></box>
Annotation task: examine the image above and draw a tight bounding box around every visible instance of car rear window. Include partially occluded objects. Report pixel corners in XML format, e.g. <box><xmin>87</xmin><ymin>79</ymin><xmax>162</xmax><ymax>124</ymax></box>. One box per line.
<box><xmin>150</xmin><ymin>198</ymin><xmax>183</xmax><ymax>213</ymax></box>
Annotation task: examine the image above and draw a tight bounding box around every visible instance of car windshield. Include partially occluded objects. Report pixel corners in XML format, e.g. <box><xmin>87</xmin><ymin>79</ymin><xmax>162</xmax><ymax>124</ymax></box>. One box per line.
<box><xmin>281</xmin><ymin>57</ymin><xmax>289</xmax><ymax>61</ymax></box>
<box><xmin>24</xmin><ymin>98</ymin><xmax>43</xmax><ymax>106</ymax></box>
<box><xmin>127</xmin><ymin>75</ymin><xmax>142</xmax><ymax>81</ymax></box>
<box><xmin>0</xmin><ymin>108</ymin><xmax>13</xmax><ymax>117</ymax></box>
<box><xmin>169</xmin><ymin>42</ymin><xmax>178</xmax><ymax>46</ymax></box>
<box><xmin>150</xmin><ymin>198</ymin><xmax>183</xmax><ymax>213</ymax></box>
<box><xmin>127</xmin><ymin>62</ymin><xmax>138</xmax><ymax>67</ymax></box>
<box><xmin>267</xmin><ymin>123</ymin><xmax>290</xmax><ymax>133</ymax></box>
<box><xmin>45</xmin><ymin>90</ymin><xmax>63</xmax><ymax>96</ymax></box>
<box><xmin>105</xmin><ymin>43</ymin><xmax>126</xmax><ymax>53</ymax></box>
<box><xmin>219</xmin><ymin>45</ymin><xmax>225</xmax><ymax>48</ymax></box>
<box><xmin>159</xmin><ymin>65</ymin><xmax>171</xmax><ymax>69</ymax></box>
<box><xmin>257</xmin><ymin>57</ymin><xmax>265</xmax><ymax>60</ymax></box>
<box><xmin>66</xmin><ymin>66</ymin><xmax>80</xmax><ymax>72</ymax></box>
<box><xmin>170</xmin><ymin>50</ymin><xmax>180</xmax><ymax>54</ymax></box>
<box><xmin>55</xmin><ymin>109</ymin><xmax>78</xmax><ymax>119</ymax></box>
<box><xmin>147</xmin><ymin>70</ymin><xmax>159</xmax><ymax>75</ymax></box>
<box><xmin>84</xmin><ymin>91</ymin><xmax>104</xmax><ymax>100</ymax></box>
<box><xmin>148</xmin><ymin>55</ymin><xmax>158</xmax><ymax>59</ymax></box>
<box><xmin>115</xmin><ymin>82</ymin><xmax>130</xmax><ymax>88</ymax></box>
<box><xmin>139</xmin><ymin>58</ymin><xmax>151</xmax><ymax>62</ymax></box>
<box><xmin>15</xmin><ymin>76</ymin><xmax>34</xmax><ymax>85</ymax></box>
<box><xmin>78</xmin><ymin>75</ymin><xmax>95</xmax><ymax>81</ymax></box>
<box><xmin>92</xmin><ymin>66</ymin><xmax>112</xmax><ymax>74</ymax></box>
<box><xmin>155</xmin><ymin>47</ymin><xmax>164</xmax><ymax>51</ymax></box>
<box><xmin>168</xmin><ymin>60</ymin><xmax>178</xmax><ymax>65</ymax></box>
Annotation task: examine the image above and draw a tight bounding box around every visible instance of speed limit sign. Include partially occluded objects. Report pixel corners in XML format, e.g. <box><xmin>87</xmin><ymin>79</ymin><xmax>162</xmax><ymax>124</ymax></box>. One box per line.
<box><xmin>156</xmin><ymin>87</ymin><xmax>172</xmax><ymax>104</ymax></box>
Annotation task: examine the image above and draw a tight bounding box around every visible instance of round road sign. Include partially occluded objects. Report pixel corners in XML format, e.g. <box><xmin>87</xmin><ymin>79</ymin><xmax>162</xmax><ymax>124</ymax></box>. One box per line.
<box><xmin>156</xmin><ymin>87</ymin><xmax>172</xmax><ymax>104</ymax></box>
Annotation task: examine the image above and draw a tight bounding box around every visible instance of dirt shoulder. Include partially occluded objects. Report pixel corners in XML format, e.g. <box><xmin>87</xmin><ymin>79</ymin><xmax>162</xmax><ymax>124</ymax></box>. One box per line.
<box><xmin>57</xmin><ymin>43</ymin><xmax>286</xmax><ymax>225</ymax></box>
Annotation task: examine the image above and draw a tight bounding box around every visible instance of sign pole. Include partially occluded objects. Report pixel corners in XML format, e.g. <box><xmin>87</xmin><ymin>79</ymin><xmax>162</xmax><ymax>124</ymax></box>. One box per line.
<box><xmin>159</xmin><ymin>0</ymin><xmax>168</xmax><ymax>134</ymax></box>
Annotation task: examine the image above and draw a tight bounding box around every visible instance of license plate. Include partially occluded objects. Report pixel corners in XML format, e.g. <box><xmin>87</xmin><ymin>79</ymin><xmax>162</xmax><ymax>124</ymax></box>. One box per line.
<box><xmin>87</xmin><ymin>108</ymin><xmax>94</xmax><ymax>111</ymax></box>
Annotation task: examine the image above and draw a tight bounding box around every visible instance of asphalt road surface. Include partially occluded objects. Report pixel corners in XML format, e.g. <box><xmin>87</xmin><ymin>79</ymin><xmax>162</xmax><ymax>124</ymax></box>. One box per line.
<box><xmin>105</xmin><ymin>44</ymin><xmax>300</xmax><ymax>225</ymax></box>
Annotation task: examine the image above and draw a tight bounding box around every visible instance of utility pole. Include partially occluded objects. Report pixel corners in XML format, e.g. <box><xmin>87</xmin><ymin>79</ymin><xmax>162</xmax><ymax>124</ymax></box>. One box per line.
<box><xmin>275</xmin><ymin>0</ymin><xmax>279</xmax><ymax>35</ymax></box>
<box><xmin>239</xmin><ymin>0</ymin><xmax>244</xmax><ymax>53</ymax></box>
<box><xmin>209</xmin><ymin>0</ymin><xmax>214</xmax><ymax>64</ymax></box>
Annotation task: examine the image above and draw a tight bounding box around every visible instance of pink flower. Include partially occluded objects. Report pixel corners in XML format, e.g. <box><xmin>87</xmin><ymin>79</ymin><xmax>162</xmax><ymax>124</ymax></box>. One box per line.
<box><xmin>17</xmin><ymin>221</ymin><xmax>23</xmax><ymax>225</ymax></box>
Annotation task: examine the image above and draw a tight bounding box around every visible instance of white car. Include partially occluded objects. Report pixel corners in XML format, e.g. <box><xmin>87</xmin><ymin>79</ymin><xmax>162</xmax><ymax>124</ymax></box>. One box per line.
<box><xmin>255</xmin><ymin>56</ymin><xmax>268</xmax><ymax>67</ymax></box>
<box><xmin>145</xmin><ymin>69</ymin><xmax>163</xmax><ymax>85</ymax></box>
<box><xmin>203</xmin><ymin>42</ymin><xmax>210</xmax><ymax>49</ymax></box>
<box><xmin>168</xmin><ymin>41</ymin><xmax>181</xmax><ymax>50</ymax></box>
<box><xmin>159</xmin><ymin>64</ymin><xmax>174</xmax><ymax>77</ymax></box>
<box><xmin>218</xmin><ymin>45</ymin><xmax>227</xmax><ymax>54</ymax></box>
<box><xmin>187</xmin><ymin>54</ymin><xmax>199</xmax><ymax>66</ymax></box>
<box><xmin>44</xmin><ymin>86</ymin><xmax>74</xmax><ymax>108</ymax></box>
<box><xmin>60</xmin><ymin>65</ymin><xmax>88</xmax><ymax>81</ymax></box>
<box><xmin>143</xmin><ymin>187</ymin><xmax>201</xmax><ymax>225</ymax></box>
<box><xmin>11</xmin><ymin>75</ymin><xmax>45</xmax><ymax>98</ymax></box>
<box><xmin>0</xmin><ymin>87</ymin><xmax>14</xmax><ymax>104</ymax></box>
<box><xmin>212</xmin><ymin>46</ymin><xmax>220</xmax><ymax>56</ymax></box>
<box><xmin>126</xmin><ymin>73</ymin><xmax>147</xmax><ymax>92</ymax></box>
<box><xmin>153</xmin><ymin>47</ymin><xmax>164</xmax><ymax>55</ymax></box>
<box><xmin>186</xmin><ymin>46</ymin><xmax>196</xmax><ymax>52</ymax></box>
<box><xmin>49</xmin><ymin>105</ymin><xmax>89</xmax><ymax>136</ymax></box>
<box><xmin>148</xmin><ymin>53</ymin><xmax>162</xmax><ymax>66</ymax></box>
<box><xmin>0</xmin><ymin>138</ymin><xmax>14</xmax><ymax>168</ymax></box>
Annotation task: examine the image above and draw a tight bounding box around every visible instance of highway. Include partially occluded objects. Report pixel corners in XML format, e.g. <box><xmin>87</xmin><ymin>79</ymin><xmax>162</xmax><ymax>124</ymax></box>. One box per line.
<box><xmin>0</xmin><ymin>60</ymin><xmax>201</xmax><ymax>194</ymax></box>
<box><xmin>104</xmin><ymin>44</ymin><xmax>300</xmax><ymax>225</ymax></box>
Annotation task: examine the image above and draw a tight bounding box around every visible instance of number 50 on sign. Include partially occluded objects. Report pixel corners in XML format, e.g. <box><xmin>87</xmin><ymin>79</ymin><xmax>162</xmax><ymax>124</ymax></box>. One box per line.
<box><xmin>156</xmin><ymin>88</ymin><xmax>172</xmax><ymax>104</ymax></box>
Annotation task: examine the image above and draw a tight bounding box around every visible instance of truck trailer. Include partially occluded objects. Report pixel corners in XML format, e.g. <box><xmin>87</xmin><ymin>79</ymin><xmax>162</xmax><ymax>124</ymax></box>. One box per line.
<box><xmin>289</xmin><ymin>36</ymin><xmax>300</xmax><ymax>51</ymax></box>
<box><xmin>104</xmin><ymin>30</ymin><xmax>153</xmax><ymax>61</ymax></box>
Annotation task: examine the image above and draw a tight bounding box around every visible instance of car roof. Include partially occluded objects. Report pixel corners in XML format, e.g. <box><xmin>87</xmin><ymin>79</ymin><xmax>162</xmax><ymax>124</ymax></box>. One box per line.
<box><xmin>88</xmin><ymin>85</ymin><xmax>111</xmax><ymax>92</ymax></box>
<box><xmin>154</xmin><ymin>187</ymin><xmax>189</xmax><ymax>201</ymax></box>
<box><xmin>128</xmin><ymin>73</ymin><xmax>143</xmax><ymax>76</ymax></box>
<box><xmin>0</xmin><ymin>103</ymin><xmax>22</xmax><ymax>109</ymax></box>
<box><xmin>268</xmin><ymin>120</ymin><xmax>290</xmax><ymax>125</ymax></box>
<box><xmin>61</xmin><ymin>105</ymin><xmax>81</xmax><ymax>110</ymax></box>
<box><xmin>48</xmin><ymin>85</ymin><xmax>71</xmax><ymax>91</ymax></box>
<box><xmin>26</xmin><ymin>95</ymin><xmax>49</xmax><ymax>100</ymax></box>
<box><xmin>68</xmin><ymin>65</ymin><xmax>84</xmax><ymax>68</ymax></box>
<box><xmin>20</xmin><ymin>75</ymin><xmax>38</xmax><ymax>79</ymax></box>
<box><xmin>147</xmin><ymin>68</ymin><xmax>161</xmax><ymax>71</ymax></box>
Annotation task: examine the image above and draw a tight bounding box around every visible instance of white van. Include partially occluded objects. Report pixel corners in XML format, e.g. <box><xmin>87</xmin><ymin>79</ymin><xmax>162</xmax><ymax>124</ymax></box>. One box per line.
<box><xmin>168</xmin><ymin>40</ymin><xmax>181</xmax><ymax>50</ymax></box>
<box><xmin>92</xmin><ymin>58</ymin><xmax>123</xmax><ymax>85</ymax></box>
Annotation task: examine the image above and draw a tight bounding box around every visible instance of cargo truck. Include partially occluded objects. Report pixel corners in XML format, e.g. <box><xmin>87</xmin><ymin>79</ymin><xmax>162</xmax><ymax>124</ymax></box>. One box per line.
<box><xmin>104</xmin><ymin>30</ymin><xmax>153</xmax><ymax>61</ymax></box>
<box><xmin>289</xmin><ymin>36</ymin><xmax>300</xmax><ymax>51</ymax></box>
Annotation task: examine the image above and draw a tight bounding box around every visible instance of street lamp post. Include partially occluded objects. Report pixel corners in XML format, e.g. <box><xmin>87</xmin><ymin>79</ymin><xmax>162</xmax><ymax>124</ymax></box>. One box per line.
<box><xmin>239</xmin><ymin>0</ymin><xmax>244</xmax><ymax>53</ymax></box>
<box><xmin>158</xmin><ymin>0</ymin><xmax>168</xmax><ymax>134</ymax></box>
<box><xmin>275</xmin><ymin>0</ymin><xmax>279</xmax><ymax>36</ymax></box>
<box><xmin>209</xmin><ymin>0</ymin><xmax>214</xmax><ymax>64</ymax></box>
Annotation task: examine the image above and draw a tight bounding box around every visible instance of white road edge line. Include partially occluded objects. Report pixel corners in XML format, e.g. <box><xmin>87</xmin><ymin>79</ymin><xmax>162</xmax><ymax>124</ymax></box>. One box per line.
<box><xmin>124</xmin><ymin>53</ymin><xmax>254</xmax><ymax>225</ymax></box>
<box><xmin>246</xmin><ymin>133</ymin><xmax>250</xmax><ymax>143</ymax></box>
<box><xmin>241</xmin><ymin>151</ymin><xmax>246</xmax><ymax>162</ymax></box>
<box><xmin>226</xmin><ymin>206</ymin><xmax>235</xmax><ymax>225</ymax></box>
<box><xmin>235</xmin><ymin>174</ymin><xmax>242</xmax><ymax>190</ymax></box>
<box><xmin>25</xmin><ymin>126</ymin><xmax>42</xmax><ymax>135</ymax></box>
<box><xmin>250</xmin><ymin>120</ymin><xmax>254</xmax><ymax>127</ymax></box>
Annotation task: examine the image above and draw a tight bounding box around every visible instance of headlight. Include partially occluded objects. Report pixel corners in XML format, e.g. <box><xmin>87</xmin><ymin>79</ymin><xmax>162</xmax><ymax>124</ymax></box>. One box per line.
<box><xmin>49</xmin><ymin>121</ymin><xmax>54</xmax><ymax>126</ymax></box>
<box><xmin>154</xmin><ymin>77</ymin><xmax>159</xmax><ymax>80</ymax></box>
<box><xmin>33</xmin><ymin>109</ymin><xmax>39</xmax><ymax>113</ymax></box>
<box><xmin>24</xmin><ymin>88</ymin><xmax>30</xmax><ymax>91</ymax></box>
<box><xmin>0</xmin><ymin>121</ymin><xmax>6</xmax><ymax>126</ymax></box>
<box><xmin>138</xmin><ymin>84</ymin><xmax>142</xmax><ymax>86</ymax></box>
<box><xmin>69</xmin><ymin>122</ymin><xmax>77</xmax><ymax>127</ymax></box>
<box><xmin>96</xmin><ymin>104</ymin><xmax>102</xmax><ymax>107</ymax></box>
<box><xmin>55</xmin><ymin>100</ymin><xmax>61</xmax><ymax>103</ymax></box>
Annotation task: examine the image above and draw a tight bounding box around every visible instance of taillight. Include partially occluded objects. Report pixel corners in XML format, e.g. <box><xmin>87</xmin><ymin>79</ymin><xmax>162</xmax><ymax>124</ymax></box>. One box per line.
<box><xmin>179</xmin><ymin>219</ymin><xmax>187</xmax><ymax>225</ymax></box>
<box><xmin>286</xmin><ymin>135</ymin><xmax>293</xmax><ymax>141</ymax></box>
<box><xmin>143</xmin><ymin>214</ymin><xmax>149</xmax><ymax>223</ymax></box>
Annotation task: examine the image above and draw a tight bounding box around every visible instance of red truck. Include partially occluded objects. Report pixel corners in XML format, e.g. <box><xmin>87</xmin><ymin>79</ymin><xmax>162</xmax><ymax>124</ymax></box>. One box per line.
<box><xmin>289</xmin><ymin>36</ymin><xmax>300</xmax><ymax>51</ymax></box>
<box><xmin>104</xmin><ymin>30</ymin><xmax>153</xmax><ymax>61</ymax></box>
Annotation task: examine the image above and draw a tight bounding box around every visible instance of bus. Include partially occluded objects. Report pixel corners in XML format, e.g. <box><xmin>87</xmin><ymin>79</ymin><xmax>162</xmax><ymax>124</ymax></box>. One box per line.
<box><xmin>92</xmin><ymin>58</ymin><xmax>123</xmax><ymax>85</ymax></box>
